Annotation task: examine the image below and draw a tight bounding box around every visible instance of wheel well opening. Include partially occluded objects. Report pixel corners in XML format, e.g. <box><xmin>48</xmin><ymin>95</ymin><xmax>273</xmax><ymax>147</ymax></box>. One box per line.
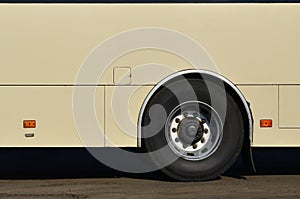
<box><xmin>140</xmin><ymin>71</ymin><xmax>252</xmax><ymax>145</ymax></box>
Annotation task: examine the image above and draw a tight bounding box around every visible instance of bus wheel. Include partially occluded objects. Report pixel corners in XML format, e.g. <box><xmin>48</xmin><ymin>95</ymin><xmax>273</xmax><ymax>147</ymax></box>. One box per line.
<box><xmin>142</xmin><ymin>78</ymin><xmax>245</xmax><ymax>181</ymax></box>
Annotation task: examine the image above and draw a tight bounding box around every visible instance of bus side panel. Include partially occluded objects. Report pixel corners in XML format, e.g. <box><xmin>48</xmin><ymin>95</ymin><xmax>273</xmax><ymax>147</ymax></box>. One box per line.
<box><xmin>0</xmin><ymin>4</ymin><xmax>300</xmax><ymax>147</ymax></box>
<box><xmin>104</xmin><ymin>86</ymin><xmax>153</xmax><ymax>147</ymax></box>
<box><xmin>0</xmin><ymin>86</ymin><xmax>104</xmax><ymax>147</ymax></box>
<box><xmin>238</xmin><ymin>85</ymin><xmax>300</xmax><ymax>147</ymax></box>
<box><xmin>0</xmin><ymin>4</ymin><xmax>300</xmax><ymax>85</ymax></box>
<box><xmin>279</xmin><ymin>86</ymin><xmax>300</xmax><ymax>128</ymax></box>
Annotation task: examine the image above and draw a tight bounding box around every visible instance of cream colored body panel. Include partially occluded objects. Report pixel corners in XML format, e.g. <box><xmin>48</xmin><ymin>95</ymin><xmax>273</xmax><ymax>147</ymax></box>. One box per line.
<box><xmin>0</xmin><ymin>4</ymin><xmax>300</xmax><ymax>85</ymax></box>
<box><xmin>105</xmin><ymin>86</ymin><xmax>153</xmax><ymax>147</ymax></box>
<box><xmin>0</xmin><ymin>4</ymin><xmax>299</xmax><ymax>147</ymax></box>
<box><xmin>279</xmin><ymin>86</ymin><xmax>300</xmax><ymax>128</ymax></box>
<box><xmin>0</xmin><ymin>86</ymin><xmax>104</xmax><ymax>147</ymax></box>
<box><xmin>238</xmin><ymin>86</ymin><xmax>300</xmax><ymax>147</ymax></box>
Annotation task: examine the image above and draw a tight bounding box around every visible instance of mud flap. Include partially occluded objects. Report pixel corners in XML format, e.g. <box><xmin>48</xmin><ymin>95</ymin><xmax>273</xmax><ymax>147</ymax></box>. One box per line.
<box><xmin>242</xmin><ymin>101</ymin><xmax>256</xmax><ymax>173</ymax></box>
<box><xmin>242</xmin><ymin>140</ymin><xmax>256</xmax><ymax>173</ymax></box>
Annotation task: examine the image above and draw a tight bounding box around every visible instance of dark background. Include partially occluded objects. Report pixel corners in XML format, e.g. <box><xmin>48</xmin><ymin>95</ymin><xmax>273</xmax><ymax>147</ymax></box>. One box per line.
<box><xmin>0</xmin><ymin>147</ymin><xmax>298</xmax><ymax>180</ymax></box>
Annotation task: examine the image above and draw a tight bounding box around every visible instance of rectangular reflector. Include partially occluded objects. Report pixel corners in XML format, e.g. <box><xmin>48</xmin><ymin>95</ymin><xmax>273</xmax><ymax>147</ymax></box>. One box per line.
<box><xmin>23</xmin><ymin>120</ymin><xmax>36</xmax><ymax>128</ymax></box>
<box><xmin>260</xmin><ymin>119</ymin><xmax>272</xmax><ymax>128</ymax></box>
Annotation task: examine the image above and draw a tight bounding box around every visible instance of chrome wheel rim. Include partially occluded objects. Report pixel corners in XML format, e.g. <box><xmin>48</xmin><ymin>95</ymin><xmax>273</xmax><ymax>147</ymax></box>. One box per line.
<box><xmin>165</xmin><ymin>101</ymin><xmax>223</xmax><ymax>161</ymax></box>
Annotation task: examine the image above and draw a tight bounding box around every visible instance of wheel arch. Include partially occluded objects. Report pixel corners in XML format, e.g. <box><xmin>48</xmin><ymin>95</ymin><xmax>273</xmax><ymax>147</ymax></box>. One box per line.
<box><xmin>138</xmin><ymin>70</ymin><xmax>253</xmax><ymax>163</ymax></box>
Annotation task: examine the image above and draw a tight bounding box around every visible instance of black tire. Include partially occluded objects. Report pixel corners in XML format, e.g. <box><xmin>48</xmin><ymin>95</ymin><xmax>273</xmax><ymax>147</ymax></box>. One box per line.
<box><xmin>142</xmin><ymin>77</ymin><xmax>245</xmax><ymax>181</ymax></box>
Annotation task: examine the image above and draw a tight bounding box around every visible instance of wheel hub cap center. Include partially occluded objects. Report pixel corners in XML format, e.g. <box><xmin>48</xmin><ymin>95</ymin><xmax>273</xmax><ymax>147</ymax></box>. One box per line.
<box><xmin>187</xmin><ymin>125</ymin><xmax>198</xmax><ymax>136</ymax></box>
<box><xmin>177</xmin><ymin>117</ymin><xmax>204</xmax><ymax>145</ymax></box>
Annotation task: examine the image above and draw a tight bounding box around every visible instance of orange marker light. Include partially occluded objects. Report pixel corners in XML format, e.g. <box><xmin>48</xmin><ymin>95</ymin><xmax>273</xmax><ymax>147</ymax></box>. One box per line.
<box><xmin>260</xmin><ymin>119</ymin><xmax>272</xmax><ymax>128</ymax></box>
<box><xmin>23</xmin><ymin>120</ymin><xmax>36</xmax><ymax>128</ymax></box>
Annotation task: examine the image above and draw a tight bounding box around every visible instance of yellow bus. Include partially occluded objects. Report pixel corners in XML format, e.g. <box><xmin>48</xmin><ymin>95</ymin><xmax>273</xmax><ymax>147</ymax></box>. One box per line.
<box><xmin>0</xmin><ymin>1</ymin><xmax>299</xmax><ymax>181</ymax></box>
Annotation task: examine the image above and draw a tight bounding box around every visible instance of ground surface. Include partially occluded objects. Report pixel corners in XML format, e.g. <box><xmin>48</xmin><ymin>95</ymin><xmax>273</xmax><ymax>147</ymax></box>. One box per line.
<box><xmin>0</xmin><ymin>175</ymin><xmax>298</xmax><ymax>199</ymax></box>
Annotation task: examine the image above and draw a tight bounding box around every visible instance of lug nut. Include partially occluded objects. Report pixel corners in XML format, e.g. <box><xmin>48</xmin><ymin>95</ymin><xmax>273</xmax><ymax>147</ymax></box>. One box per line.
<box><xmin>172</xmin><ymin>128</ymin><xmax>177</xmax><ymax>133</ymax></box>
<box><xmin>183</xmin><ymin>144</ymin><xmax>188</xmax><ymax>149</ymax></box>
<box><xmin>204</xmin><ymin>128</ymin><xmax>208</xmax><ymax>134</ymax></box>
<box><xmin>175</xmin><ymin>118</ymin><xmax>180</xmax><ymax>123</ymax></box>
<box><xmin>175</xmin><ymin>138</ymin><xmax>179</xmax><ymax>142</ymax></box>
<box><xmin>183</xmin><ymin>112</ymin><xmax>188</xmax><ymax>117</ymax></box>
<box><xmin>201</xmin><ymin>137</ymin><xmax>205</xmax><ymax>143</ymax></box>
<box><xmin>193</xmin><ymin>144</ymin><xmax>197</xmax><ymax>149</ymax></box>
<box><xmin>201</xmin><ymin>119</ymin><xmax>206</xmax><ymax>124</ymax></box>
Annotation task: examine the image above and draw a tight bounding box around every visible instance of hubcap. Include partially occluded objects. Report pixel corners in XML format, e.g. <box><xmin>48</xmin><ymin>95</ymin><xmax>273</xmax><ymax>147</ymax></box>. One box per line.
<box><xmin>177</xmin><ymin>117</ymin><xmax>204</xmax><ymax>145</ymax></box>
<box><xmin>165</xmin><ymin>101</ymin><xmax>223</xmax><ymax>161</ymax></box>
